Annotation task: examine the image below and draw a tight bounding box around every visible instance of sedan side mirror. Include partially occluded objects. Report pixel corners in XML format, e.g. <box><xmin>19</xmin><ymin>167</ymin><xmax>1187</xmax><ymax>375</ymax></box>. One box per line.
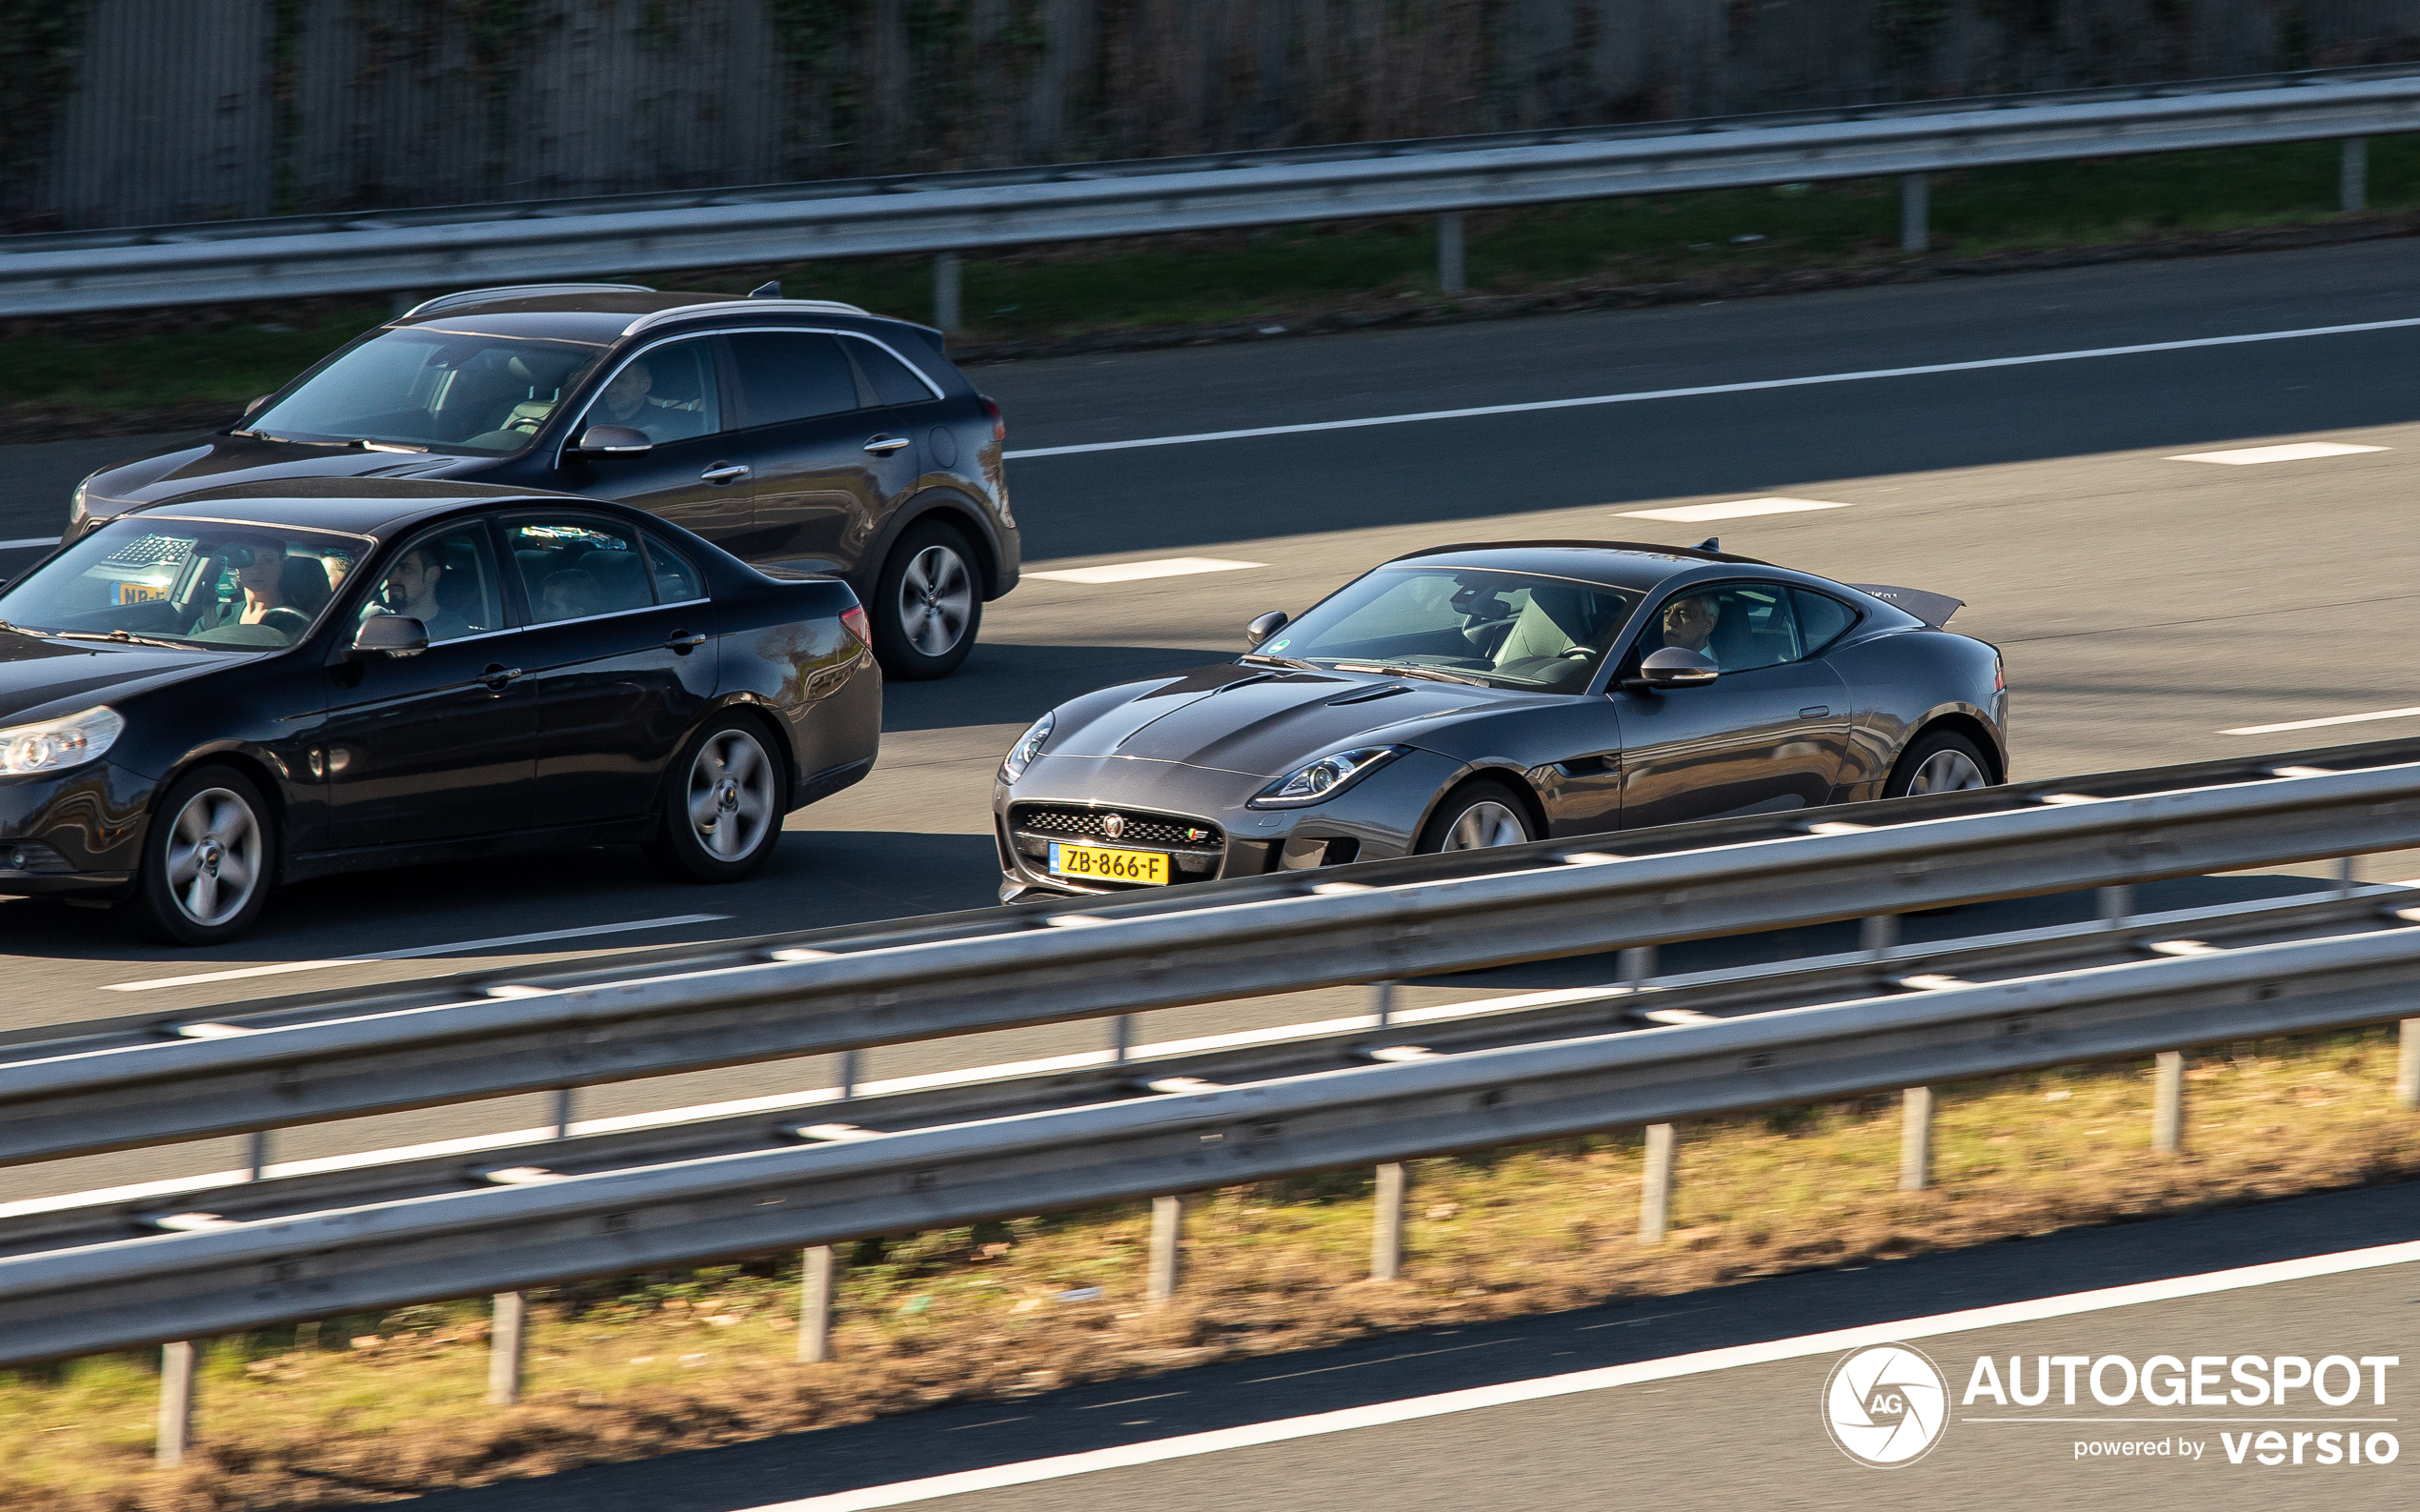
<box><xmin>1626</xmin><ymin>646</ymin><xmax>1719</xmax><ymax>693</ymax></box>
<box><xmin>243</xmin><ymin>394</ymin><xmax>268</xmax><ymax>418</ymax></box>
<box><xmin>1245</xmin><ymin>610</ymin><xmax>1290</xmax><ymax>646</ymax></box>
<box><xmin>351</xmin><ymin>614</ymin><xmax>428</xmax><ymax>659</ymax></box>
<box><xmin>573</xmin><ymin>424</ymin><xmax>653</xmax><ymax>458</ymax></box>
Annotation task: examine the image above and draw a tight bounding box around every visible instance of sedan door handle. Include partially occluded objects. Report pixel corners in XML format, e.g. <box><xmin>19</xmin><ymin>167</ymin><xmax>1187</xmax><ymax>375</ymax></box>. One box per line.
<box><xmin>698</xmin><ymin>463</ymin><xmax>751</xmax><ymax>484</ymax></box>
<box><xmin>1799</xmin><ymin>705</ymin><xmax>1831</xmax><ymax>718</ymax></box>
<box><xmin>861</xmin><ymin>435</ymin><xmax>912</xmax><ymax>455</ymax></box>
<box><xmin>665</xmin><ymin>631</ymin><xmax>707</xmax><ymax>653</ymax></box>
<box><xmin>479</xmin><ymin>664</ymin><xmax>523</xmax><ymax>690</ymax></box>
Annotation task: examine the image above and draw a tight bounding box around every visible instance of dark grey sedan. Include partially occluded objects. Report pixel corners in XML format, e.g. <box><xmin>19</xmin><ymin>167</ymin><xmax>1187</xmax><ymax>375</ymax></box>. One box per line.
<box><xmin>992</xmin><ymin>540</ymin><xmax>2006</xmax><ymax>901</ymax></box>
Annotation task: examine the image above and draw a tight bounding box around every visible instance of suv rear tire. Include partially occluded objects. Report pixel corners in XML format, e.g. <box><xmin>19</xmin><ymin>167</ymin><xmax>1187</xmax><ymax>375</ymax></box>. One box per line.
<box><xmin>873</xmin><ymin>520</ymin><xmax>981</xmax><ymax>680</ymax></box>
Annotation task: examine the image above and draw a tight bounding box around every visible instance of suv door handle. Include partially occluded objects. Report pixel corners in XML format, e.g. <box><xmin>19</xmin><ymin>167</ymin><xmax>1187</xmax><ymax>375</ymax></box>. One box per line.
<box><xmin>479</xmin><ymin>664</ymin><xmax>522</xmax><ymax>690</ymax></box>
<box><xmin>698</xmin><ymin>463</ymin><xmax>751</xmax><ymax>484</ymax></box>
<box><xmin>665</xmin><ymin>631</ymin><xmax>707</xmax><ymax>653</ymax></box>
<box><xmin>862</xmin><ymin>435</ymin><xmax>912</xmax><ymax>455</ymax></box>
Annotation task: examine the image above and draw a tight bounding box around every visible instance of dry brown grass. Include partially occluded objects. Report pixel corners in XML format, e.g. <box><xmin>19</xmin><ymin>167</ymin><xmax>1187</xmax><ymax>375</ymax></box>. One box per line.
<box><xmin>7</xmin><ymin>1027</ymin><xmax>2415</xmax><ymax>1511</ymax></box>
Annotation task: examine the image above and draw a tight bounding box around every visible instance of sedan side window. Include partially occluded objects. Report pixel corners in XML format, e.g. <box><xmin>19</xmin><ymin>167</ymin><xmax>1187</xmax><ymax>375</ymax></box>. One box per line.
<box><xmin>728</xmin><ymin>333</ymin><xmax>860</xmax><ymax>428</ymax></box>
<box><xmin>1638</xmin><ymin>583</ymin><xmax>1803</xmax><ymax>674</ymax></box>
<box><xmin>583</xmin><ymin>338</ymin><xmax>722</xmax><ymax>445</ymax></box>
<box><xmin>507</xmin><ymin>517</ymin><xmax>657</xmax><ymax>623</ymax></box>
<box><xmin>360</xmin><ymin>524</ymin><xmax>505</xmax><ymax>644</ymax></box>
<box><xmin>642</xmin><ymin>533</ymin><xmax>704</xmax><ymax>604</ymax></box>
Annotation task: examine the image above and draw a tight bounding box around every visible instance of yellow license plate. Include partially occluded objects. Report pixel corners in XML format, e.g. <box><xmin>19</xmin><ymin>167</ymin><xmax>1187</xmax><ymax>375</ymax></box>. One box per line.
<box><xmin>1048</xmin><ymin>841</ymin><xmax>1169</xmax><ymax>886</ymax></box>
<box><xmin>112</xmin><ymin>582</ymin><xmax>168</xmax><ymax>605</ymax></box>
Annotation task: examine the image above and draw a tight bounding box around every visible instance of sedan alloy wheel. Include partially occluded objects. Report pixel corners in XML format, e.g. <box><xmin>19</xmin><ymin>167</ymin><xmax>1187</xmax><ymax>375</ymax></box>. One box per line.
<box><xmin>165</xmin><ymin>786</ymin><xmax>264</xmax><ymax>927</ymax></box>
<box><xmin>688</xmin><ymin>728</ymin><xmax>777</xmax><ymax>861</ymax></box>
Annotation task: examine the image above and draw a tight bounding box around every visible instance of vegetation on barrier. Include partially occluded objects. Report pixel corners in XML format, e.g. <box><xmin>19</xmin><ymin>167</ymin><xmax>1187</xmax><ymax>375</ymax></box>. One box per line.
<box><xmin>0</xmin><ymin>1024</ymin><xmax>2411</xmax><ymax>1509</ymax></box>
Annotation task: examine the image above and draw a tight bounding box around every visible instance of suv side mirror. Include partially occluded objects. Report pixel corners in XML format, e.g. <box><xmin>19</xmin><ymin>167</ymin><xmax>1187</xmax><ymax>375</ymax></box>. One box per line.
<box><xmin>1245</xmin><ymin>610</ymin><xmax>1290</xmax><ymax>646</ymax></box>
<box><xmin>351</xmin><ymin>614</ymin><xmax>428</xmax><ymax>659</ymax></box>
<box><xmin>1625</xmin><ymin>646</ymin><xmax>1718</xmax><ymax>693</ymax></box>
<box><xmin>573</xmin><ymin>424</ymin><xmax>653</xmax><ymax>458</ymax></box>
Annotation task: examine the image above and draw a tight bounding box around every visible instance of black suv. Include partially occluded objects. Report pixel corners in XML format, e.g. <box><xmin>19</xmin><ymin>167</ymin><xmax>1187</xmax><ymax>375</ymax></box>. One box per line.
<box><xmin>67</xmin><ymin>283</ymin><xmax>1018</xmax><ymax>678</ymax></box>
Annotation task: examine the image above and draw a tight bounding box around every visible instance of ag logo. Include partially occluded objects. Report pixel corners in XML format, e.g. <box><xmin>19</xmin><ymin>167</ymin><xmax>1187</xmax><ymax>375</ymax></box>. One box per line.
<box><xmin>1824</xmin><ymin>1343</ymin><xmax>1948</xmax><ymax>1467</ymax></box>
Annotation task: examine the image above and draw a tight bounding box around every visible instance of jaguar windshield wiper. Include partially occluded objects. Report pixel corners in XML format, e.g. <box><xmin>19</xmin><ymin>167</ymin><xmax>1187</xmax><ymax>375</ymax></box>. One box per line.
<box><xmin>1327</xmin><ymin>661</ymin><xmax>1489</xmax><ymax>687</ymax></box>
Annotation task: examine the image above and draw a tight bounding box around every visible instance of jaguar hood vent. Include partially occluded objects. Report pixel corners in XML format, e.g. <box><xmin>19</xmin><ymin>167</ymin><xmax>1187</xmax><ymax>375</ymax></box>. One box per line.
<box><xmin>1325</xmin><ymin>683</ymin><xmax>1412</xmax><ymax>706</ymax></box>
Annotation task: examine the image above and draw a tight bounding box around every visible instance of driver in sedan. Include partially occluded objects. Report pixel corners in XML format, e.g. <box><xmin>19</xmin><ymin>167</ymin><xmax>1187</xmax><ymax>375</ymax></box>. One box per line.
<box><xmin>192</xmin><ymin>536</ymin><xmax>292</xmax><ymax>634</ymax></box>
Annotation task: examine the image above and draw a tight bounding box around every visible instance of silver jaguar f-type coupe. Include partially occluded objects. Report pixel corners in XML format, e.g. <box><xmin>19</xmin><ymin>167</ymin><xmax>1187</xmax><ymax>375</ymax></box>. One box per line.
<box><xmin>994</xmin><ymin>539</ymin><xmax>2005</xmax><ymax>901</ymax></box>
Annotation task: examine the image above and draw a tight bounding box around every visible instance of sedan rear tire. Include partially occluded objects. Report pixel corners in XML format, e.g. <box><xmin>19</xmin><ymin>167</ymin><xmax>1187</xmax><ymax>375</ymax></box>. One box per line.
<box><xmin>135</xmin><ymin>765</ymin><xmax>275</xmax><ymax>945</ymax></box>
<box><xmin>654</xmin><ymin>715</ymin><xmax>787</xmax><ymax>882</ymax></box>
<box><xmin>1416</xmin><ymin>778</ymin><xmax>1536</xmax><ymax>854</ymax></box>
<box><xmin>873</xmin><ymin>520</ymin><xmax>981</xmax><ymax>680</ymax></box>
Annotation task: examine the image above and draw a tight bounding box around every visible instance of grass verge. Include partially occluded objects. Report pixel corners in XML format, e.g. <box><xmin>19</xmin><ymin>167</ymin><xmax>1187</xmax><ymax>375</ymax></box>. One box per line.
<box><xmin>5</xmin><ymin>136</ymin><xmax>2418</xmax><ymax>442</ymax></box>
<box><xmin>3</xmin><ymin>1025</ymin><xmax>2414</xmax><ymax>1510</ymax></box>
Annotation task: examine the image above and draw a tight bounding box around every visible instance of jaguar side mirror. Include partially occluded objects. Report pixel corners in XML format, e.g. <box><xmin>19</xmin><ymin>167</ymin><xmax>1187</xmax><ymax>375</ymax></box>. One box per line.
<box><xmin>1245</xmin><ymin>610</ymin><xmax>1290</xmax><ymax>646</ymax></box>
<box><xmin>1625</xmin><ymin>646</ymin><xmax>1719</xmax><ymax>693</ymax></box>
<box><xmin>573</xmin><ymin>424</ymin><xmax>653</xmax><ymax>458</ymax></box>
<box><xmin>351</xmin><ymin>614</ymin><xmax>428</xmax><ymax>659</ymax></box>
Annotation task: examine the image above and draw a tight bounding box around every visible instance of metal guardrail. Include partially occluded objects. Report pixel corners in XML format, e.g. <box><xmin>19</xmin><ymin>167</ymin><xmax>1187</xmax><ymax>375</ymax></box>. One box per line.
<box><xmin>0</xmin><ymin>921</ymin><xmax>2414</xmax><ymax>1365</ymax></box>
<box><xmin>4</xmin><ymin>736</ymin><xmax>2419</xmax><ymax>1168</ymax></box>
<box><xmin>0</xmin><ymin>68</ymin><xmax>2413</xmax><ymax>315</ymax></box>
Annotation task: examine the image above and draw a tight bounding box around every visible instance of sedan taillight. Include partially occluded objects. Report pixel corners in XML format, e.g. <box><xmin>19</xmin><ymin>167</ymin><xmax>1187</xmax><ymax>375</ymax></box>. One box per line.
<box><xmin>978</xmin><ymin>393</ymin><xmax>1005</xmax><ymax>443</ymax></box>
<box><xmin>840</xmin><ymin>605</ymin><xmax>871</xmax><ymax>647</ymax></box>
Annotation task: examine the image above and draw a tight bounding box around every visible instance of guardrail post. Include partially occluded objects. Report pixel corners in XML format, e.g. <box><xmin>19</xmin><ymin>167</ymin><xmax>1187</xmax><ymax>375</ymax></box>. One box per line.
<box><xmin>2099</xmin><ymin>885</ymin><xmax>2135</xmax><ymax>929</ymax></box>
<box><xmin>549</xmin><ymin>1089</ymin><xmax>575</xmax><ymax>1139</ymax></box>
<box><xmin>934</xmin><ymin>252</ymin><xmax>962</xmax><ymax>333</ymax></box>
<box><xmin>389</xmin><ymin>291</ymin><xmax>421</xmax><ymax>318</ymax></box>
<box><xmin>1371</xmin><ymin>1162</ymin><xmax>1407</xmax><ymax>1280</ymax></box>
<box><xmin>1863</xmin><ymin>915</ymin><xmax>1899</xmax><ymax>961</ymax></box>
<box><xmin>487</xmin><ymin>1291</ymin><xmax>526</xmax><ymax>1405</ymax></box>
<box><xmin>156</xmin><ymin>1340</ymin><xmax>194</xmax><ymax>1467</ymax></box>
<box><xmin>1899</xmin><ymin>1086</ymin><xmax>1934</xmax><ymax>1191</ymax></box>
<box><xmin>2342</xmin><ymin>137</ymin><xmax>2369</xmax><ymax>212</ymax></box>
<box><xmin>2152</xmin><ymin>1051</ymin><xmax>2186</xmax><ymax>1154</ymax></box>
<box><xmin>1900</xmin><ymin>173</ymin><xmax>1929</xmax><ymax>253</ymax></box>
<box><xmin>1640</xmin><ymin>1123</ymin><xmax>1676</xmax><ymax>1243</ymax></box>
<box><xmin>2396</xmin><ymin>1021</ymin><xmax>2420</xmax><ymax>1111</ymax></box>
<box><xmin>837</xmin><ymin>1049</ymin><xmax>859</xmax><ymax>1100</ymax></box>
<box><xmin>1621</xmin><ymin>945</ymin><xmax>1657</xmax><ymax>993</ymax></box>
<box><xmin>797</xmin><ymin>1245</ymin><xmax>837</xmax><ymax>1362</ymax></box>
<box><xmin>1109</xmin><ymin>1015</ymin><xmax>1133</xmax><ymax>1064</ymax></box>
<box><xmin>1146</xmin><ymin>1194</ymin><xmax>1184</xmax><ymax>1304</ymax></box>
<box><xmin>1437</xmin><ymin>212</ymin><xmax>1466</xmax><ymax>294</ymax></box>
<box><xmin>245</xmin><ymin>1129</ymin><xmax>271</xmax><ymax>1181</ymax></box>
<box><xmin>1371</xmin><ymin>980</ymin><xmax>1396</xmax><ymax>1029</ymax></box>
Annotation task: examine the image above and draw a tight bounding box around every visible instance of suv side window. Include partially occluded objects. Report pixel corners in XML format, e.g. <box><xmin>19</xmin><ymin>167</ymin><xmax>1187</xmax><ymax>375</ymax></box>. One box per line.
<box><xmin>1636</xmin><ymin>582</ymin><xmax>1803</xmax><ymax>674</ymax></box>
<box><xmin>580</xmin><ymin>337</ymin><xmax>722</xmax><ymax>446</ymax></box>
<box><xmin>844</xmin><ymin>335</ymin><xmax>940</xmax><ymax>406</ymax></box>
<box><xmin>728</xmin><ymin>332</ymin><xmax>859</xmax><ymax>428</ymax></box>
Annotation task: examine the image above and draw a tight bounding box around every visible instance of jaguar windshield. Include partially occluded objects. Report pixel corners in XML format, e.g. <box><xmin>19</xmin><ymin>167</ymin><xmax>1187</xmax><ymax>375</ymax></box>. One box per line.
<box><xmin>0</xmin><ymin>518</ymin><xmax>370</xmax><ymax>650</ymax></box>
<box><xmin>1260</xmin><ymin>567</ymin><xmax>1639</xmax><ymax>692</ymax></box>
<box><xmin>243</xmin><ymin>326</ymin><xmax>610</xmax><ymax>455</ymax></box>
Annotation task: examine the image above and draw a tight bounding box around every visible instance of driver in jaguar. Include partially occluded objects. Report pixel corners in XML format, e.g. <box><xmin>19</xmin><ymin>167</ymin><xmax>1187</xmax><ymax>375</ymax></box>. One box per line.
<box><xmin>1661</xmin><ymin>592</ymin><xmax>1722</xmax><ymax>666</ymax></box>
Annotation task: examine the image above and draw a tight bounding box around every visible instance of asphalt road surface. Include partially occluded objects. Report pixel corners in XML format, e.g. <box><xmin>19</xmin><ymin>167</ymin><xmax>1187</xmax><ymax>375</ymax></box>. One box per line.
<box><xmin>399</xmin><ymin>1176</ymin><xmax>2420</xmax><ymax>1512</ymax></box>
<box><xmin>7</xmin><ymin>240</ymin><xmax>2420</xmax><ymax>1202</ymax></box>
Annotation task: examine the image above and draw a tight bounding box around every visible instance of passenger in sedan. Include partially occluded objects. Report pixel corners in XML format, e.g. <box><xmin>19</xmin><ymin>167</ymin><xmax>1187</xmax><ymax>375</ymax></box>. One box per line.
<box><xmin>373</xmin><ymin>542</ymin><xmax>474</xmax><ymax>642</ymax></box>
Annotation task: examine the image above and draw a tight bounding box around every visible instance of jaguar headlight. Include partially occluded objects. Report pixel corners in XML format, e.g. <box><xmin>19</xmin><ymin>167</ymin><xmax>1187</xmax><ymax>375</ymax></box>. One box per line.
<box><xmin>1251</xmin><ymin>745</ymin><xmax>1406</xmax><ymax>808</ymax></box>
<box><xmin>999</xmin><ymin>710</ymin><xmax>1055</xmax><ymax>783</ymax></box>
<box><xmin>0</xmin><ymin>705</ymin><xmax>123</xmax><ymax>776</ymax></box>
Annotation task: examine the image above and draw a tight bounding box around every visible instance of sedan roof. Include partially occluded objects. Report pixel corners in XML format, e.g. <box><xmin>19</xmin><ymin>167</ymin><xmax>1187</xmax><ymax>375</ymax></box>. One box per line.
<box><xmin>130</xmin><ymin>478</ymin><xmax>566</xmax><ymax>538</ymax></box>
<box><xmin>1383</xmin><ymin>540</ymin><xmax>1775</xmax><ymax>595</ymax></box>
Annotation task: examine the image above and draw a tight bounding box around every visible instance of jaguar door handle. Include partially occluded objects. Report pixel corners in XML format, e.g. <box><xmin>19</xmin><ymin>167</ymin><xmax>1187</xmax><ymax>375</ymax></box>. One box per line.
<box><xmin>698</xmin><ymin>463</ymin><xmax>751</xmax><ymax>484</ymax></box>
<box><xmin>862</xmin><ymin>435</ymin><xmax>912</xmax><ymax>455</ymax></box>
<box><xmin>665</xmin><ymin>630</ymin><xmax>708</xmax><ymax>653</ymax></box>
<box><xmin>1799</xmin><ymin>705</ymin><xmax>1831</xmax><ymax>718</ymax></box>
<box><xmin>479</xmin><ymin>664</ymin><xmax>523</xmax><ymax>690</ymax></box>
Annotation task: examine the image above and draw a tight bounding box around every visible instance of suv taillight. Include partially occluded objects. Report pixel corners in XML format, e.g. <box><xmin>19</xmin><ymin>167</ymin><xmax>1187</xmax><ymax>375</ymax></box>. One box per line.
<box><xmin>840</xmin><ymin>605</ymin><xmax>870</xmax><ymax>647</ymax></box>
<box><xmin>978</xmin><ymin>394</ymin><xmax>1005</xmax><ymax>443</ymax></box>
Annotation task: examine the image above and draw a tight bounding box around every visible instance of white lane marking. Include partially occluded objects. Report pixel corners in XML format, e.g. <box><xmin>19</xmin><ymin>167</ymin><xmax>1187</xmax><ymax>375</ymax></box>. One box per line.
<box><xmin>1000</xmin><ymin>314</ymin><xmax>2420</xmax><ymax>460</ymax></box>
<box><xmin>1027</xmin><ymin>556</ymin><xmax>1265</xmax><ymax>585</ymax></box>
<box><xmin>0</xmin><ymin>536</ymin><xmax>55</xmax><ymax>551</ymax></box>
<box><xmin>751</xmin><ymin>1240</ymin><xmax>2420</xmax><ymax>1510</ymax></box>
<box><xmin>2222</xmin><ymin>704</ymin><xmax>2420</xmax><ymax>736</ymax></box>
<box><xmin>101</xmin><ymin>914</ymin><xmax>731</xmax><ymax>992</ymax></box>
<box><xmin>1618</xmin><ymin>496</ymin><xmax>1850</xmax><ymax>523</ymax></box>
<box><xmin>2168</xmin><ymin>441</ymin><xmax>2388</xmax><ymax>465</ymax></box>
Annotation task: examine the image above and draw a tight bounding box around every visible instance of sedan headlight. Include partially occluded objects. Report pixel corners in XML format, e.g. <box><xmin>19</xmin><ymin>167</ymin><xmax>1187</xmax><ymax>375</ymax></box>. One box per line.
<box><xmin>0</xmin><ymin>706</ymin><xmax>123</xmax><ymax>776</ymax></box>
<box><xmin>999</xmin><ymin>710</ymin><xmax>1055</xmax><ymax>783</ymax></box>
<box><xmin>1251</xmin><ymin>746</ymin><xmax>1406</xmax><ymax>808</ymax></box>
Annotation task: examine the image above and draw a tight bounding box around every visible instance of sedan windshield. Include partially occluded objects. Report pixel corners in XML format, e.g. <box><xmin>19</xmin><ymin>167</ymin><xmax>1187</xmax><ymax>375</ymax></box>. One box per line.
<box><xmin>0</xmin><ymin>518</ymin><xmax>370</xmax><ymax>650</ymax></box>
<box><xmin>1262</xmin><ymin>567</ymin><xmax>1639</xmax><ymax>692</ymax></box>
<box><xmin>245</xmin><ymin>326</ymin><xmax>610</xmax><ymax>454</ymax></box>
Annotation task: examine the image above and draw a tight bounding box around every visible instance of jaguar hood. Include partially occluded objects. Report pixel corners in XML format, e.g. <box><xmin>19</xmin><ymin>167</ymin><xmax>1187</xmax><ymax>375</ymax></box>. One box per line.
<box><xmin>1048</xmin><ymin>663</ymin><xmax>1543</xmax><ymax>776</ymax></box>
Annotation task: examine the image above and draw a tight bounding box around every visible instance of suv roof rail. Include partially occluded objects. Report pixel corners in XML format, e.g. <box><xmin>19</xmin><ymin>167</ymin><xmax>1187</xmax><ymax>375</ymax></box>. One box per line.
<box><xmin>399</xmin><ymin>283</ymin><xmax>655</xmax><ymax>320</ymax></box>
<box><xmin>622</xmin><ymin>297</ymin><xmax>873</xmax><ymax>335</ymax></box>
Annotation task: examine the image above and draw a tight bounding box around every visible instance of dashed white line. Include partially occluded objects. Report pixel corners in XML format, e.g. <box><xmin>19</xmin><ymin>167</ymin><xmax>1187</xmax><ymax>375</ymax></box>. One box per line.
<box><xmin>102</xmin><ymin>914</ymin><xmax>731</xmax><ymax>992</ymax></box>
<box><xmin>2221</xmin><ymin>705</ymin><xmax>2420</xmax><ymax>737</ymax></box>
<box><xmin>744</xmin><ymin>1239</ymin><xmax>2420</xmax><ymax>1510</ymax></box>
<box><xmin>2168</xmin><ymin>442</ymin><xmax>2388</xmax><ymax>465</ymax></box>
<box><xmin>999</xmin><ymin>314</ymin><xmax>2420</xmax><ymax>460</ymax></box>
<box><xmin>1026</xmin><ymin>556</ymin><xmax>1265</xmax><ymax>585</ymax></box>
<box><xmin>1619</xmin><ymin>497</ymin><xmax>1851</xmax><ymax>523</ymax></box>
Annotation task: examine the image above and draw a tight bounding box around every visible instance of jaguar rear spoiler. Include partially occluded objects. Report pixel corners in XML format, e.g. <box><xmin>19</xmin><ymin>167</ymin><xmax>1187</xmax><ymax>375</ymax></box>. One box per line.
<box><xmin>1849</xmin><ymin>583</ymin><xmax>1965</xmax><ymax>630</ymax></box>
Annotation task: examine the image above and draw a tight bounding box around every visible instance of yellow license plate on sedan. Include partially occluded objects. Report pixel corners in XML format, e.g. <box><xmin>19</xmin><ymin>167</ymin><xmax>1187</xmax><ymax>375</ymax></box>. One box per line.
<box><xmin>1048</xmin><ymin>842</ymin><xmax>1169</xmax><ymax>886</ymax></box>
